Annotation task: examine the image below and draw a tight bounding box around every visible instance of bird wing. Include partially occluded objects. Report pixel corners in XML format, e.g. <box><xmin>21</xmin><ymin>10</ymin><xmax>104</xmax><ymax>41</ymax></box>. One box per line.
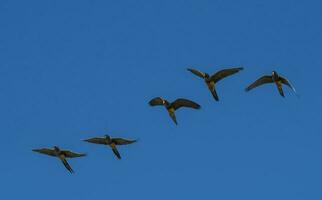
<box><xmin>149</xmin><ymin>97</ymin><xmax>165</xmax><ymax>106</ymax></box>
<box><xmin>210</xmin><ymin>67</ymin><xmax>243</xmax><ymax>83</ymax></box>
<box><xmin>83</xmin><ymin>137</ymin><xmax>107</xmax><ymax>145</ymax></box>
<box><xmin>62</xmin><ymin>150</ymin><xmax>86</xmax><ymax>158</ymax></box>
<box><xmin>245</xmin><ymin>75</ymin><xmax>273</xmax><ymax>91</ymax></box>
<box><xmin>187</xmin><ymin>68</ymin><xmax>206</xmax><ymax>78</ymax></box>
<box><xmin>171</xmin><ymin>98</ymin><xmax>201</xmax><ymax>110</ymax></box>
<box><xmin>113</xmin><ymin>138</ymin><xmax>137</xmax><ymax>145</ymax></box>
<box><xmin>280</xmin><ymin>76</ymin><xmax>297</xmax><ymax>94</ymax></box>
<box><xmin>32</xmin><ymin>148</ymin><xmax>57</xmax><ymax>157</ymax></box>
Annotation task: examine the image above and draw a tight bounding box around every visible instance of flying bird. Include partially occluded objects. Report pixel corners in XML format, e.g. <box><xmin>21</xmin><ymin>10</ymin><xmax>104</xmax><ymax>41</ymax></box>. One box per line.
<box><xmin>245</xmin><ymin>71</ymin><xmax>297</xmax><ymax>97</ymax></box>
<box><xmin>83</xmin><ymin>135</ymin><xmax>136</xmax><ymax>159</ymax></box>
<box><xmin>149</xmin><ymin>97</ymin><xmax>201</xmax><ymax>125</ymax></box>
<box><xmin>32</xmin><ymin>146</ymin><xmax>86</xmax><ymax>173</ymax></box>
<box><xmin>187</xmin><ymin>67</ymin><xmax>243</xmax><ymax>101</ymax></box>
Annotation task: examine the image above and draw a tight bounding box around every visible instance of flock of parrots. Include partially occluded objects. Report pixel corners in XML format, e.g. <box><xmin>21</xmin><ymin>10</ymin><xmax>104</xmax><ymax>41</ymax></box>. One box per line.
<box><xmin>33</xmin><ymin>67</ymin><xmax>297</xmax><ymax>173</ymax></box>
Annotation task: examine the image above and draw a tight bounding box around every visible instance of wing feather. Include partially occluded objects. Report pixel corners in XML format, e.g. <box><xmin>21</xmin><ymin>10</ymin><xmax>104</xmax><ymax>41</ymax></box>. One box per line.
<box><xmin>113</xmin><ymin>138</ymin><xmax>137</xmax><ymax>145</ymax></box>
<box><xmin>245</xmin><ymin>75</ymin><xmax>273</xmax><ymax>91</ymax></box>
<box><xmin>62</xmin><ymin>150</ymin><xmax>86</xmax><ymax>158</ymax></box>
<box><xmin>149</xmin><ymin>97</ymin><xmax>165</xmax><ymax>106</ymax></box>
<box><xmin>83</xmin><ymin>137</ymin><xmax>107</xmax><ymax>145</ymax></box>
<box><xmin>280</xmin><ymin>76</ymin><xmax>297</xmax><ymax>94</ymax></box>
<box><xmin>210</xmin><ymin>67</ymin><xmax>243</xmax><ymax>83</ymax></box>
<box><xmin>187</xmin><ymin>68</ymin><xmax>206</xmax><ymax>79</ymax></box>
<box><xmin>171</xmin><ymin>98</ymin><xmax>201</xmax><ymax>110</ymax></box>
<box><xmin>32</xmin><ymin>148</ymin><xmax>56</xmax><ymax>157</ymax></box>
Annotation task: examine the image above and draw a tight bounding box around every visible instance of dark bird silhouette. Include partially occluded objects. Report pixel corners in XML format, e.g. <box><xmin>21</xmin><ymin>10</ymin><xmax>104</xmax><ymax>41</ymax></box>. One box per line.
<box><xmin>187</xmin><ymin>67</ymin><xmax>243</xmax><ymax>101</ymax></box>
<box><xmin>245</xmin><ymin>71</ymin><xmax>297</xmax><ymax>97</ymax></box>
<box><xmin>149</xmin><ymin>97</ymin><xmax>201</xmax><ymax>125</ymax></box>
<box><xmin>32</xmin><ymin>146</ymin><xmax>86</xmax><ymax>173</ymax></box>
<box><xmin>83</xmin><ymin>135</ymin><xmax>136</xmax><ymax>159</ymax></box>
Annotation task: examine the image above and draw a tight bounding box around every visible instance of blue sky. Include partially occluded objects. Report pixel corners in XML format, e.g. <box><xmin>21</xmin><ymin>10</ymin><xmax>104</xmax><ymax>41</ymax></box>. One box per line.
<box><xmin>1</xmin><ymin>0</ymin><xmax>322</xmax><ymax>199</ymax></box>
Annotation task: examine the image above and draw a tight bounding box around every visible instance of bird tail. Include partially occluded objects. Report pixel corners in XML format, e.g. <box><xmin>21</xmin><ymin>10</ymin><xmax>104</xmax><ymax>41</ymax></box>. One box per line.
<box><xmin>61</xmin><ymin>158</ymin><xmax>74</xmax><ymax>174</ymax></box>
<box><xmin>169</xmin><ymin>112</ymin><xmax>178</xmax><ymax>125</ymax></box>
<box><xmin>207</xmin><ymin>82</ymin><xmax>219</xmax><ymax>101</ymax></box>
<box><xmin>210</xmin><ymin>88</ymin><xmax>219</xmax><ymax>101</ymax></box>
<box><xmin>111</xmin><ymin>144</ymin><xmax>121</xmax><ymax>159</ymax></box>
<box><xmin>276</xmin><ymin>84</ymin><xmax>285</xmax><ymax>97</ymax></box>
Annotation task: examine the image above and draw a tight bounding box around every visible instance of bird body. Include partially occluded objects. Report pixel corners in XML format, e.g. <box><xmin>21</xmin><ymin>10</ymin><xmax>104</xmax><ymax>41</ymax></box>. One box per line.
<box><xmin>31</xmin><ymin>67</ymin><xmax>298</xmax><ymax>176</ymax></box>
<box><xmin>245</xmin><ymin>71</ymin><xmax>297</xmax><ymax>97</ymax></box>
<box><xmin>206</xmin><ymin>79</ymin><xmax>214</xmax><ymax>89</ymax></box>
<box><xmin>149</xmin><ymin>97</ymin><xmax>200</xmax><ymax>125</ymax></box>
<box><xmin>32</xmin><ymin>146</ymin><xmax>86</xmax><ymax>173</ymax></box>
<box><xmin>187</xmin><ymin>67</ymin><xmax>243</xmax><ymax>101</ymax></box>
<box><xmin>83</xmin><ymin>135</ymin><xmax>136</xmax><ymax>159</ymax></box>
<box><xmin>272</xmin><ymin>71</ymin><xmax>284</xmax><ymax>97</ymax></box>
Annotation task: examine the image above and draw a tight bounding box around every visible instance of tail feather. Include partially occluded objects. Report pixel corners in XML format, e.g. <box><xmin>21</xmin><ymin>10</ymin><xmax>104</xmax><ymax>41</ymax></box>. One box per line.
<box><xmin>276</xmin><ymin>83</ymin><xmax>285</xmax><ymax>97</ymax></box>
<box><xmin>111</xmin><ymin>144</ymin><xmax>121</xmax><ymax>159</ymax></box>
<box><xmin>207</xmin><ymin>82</ymin><xmax>219</xmax><ymax>101</ymax></box>
<box><xmin>210</xmin><ymin>88</ymin><xmax>219</xmax><ymax>101</ymax></box>
<box><xmin>169</xmin><ymin>112</ymin><xmax>178</xmax><ymax>125</ymax></box>
<box><xmin>61</xmin><ymin>158</ymin><xmax>74</xmax><ymax>174</ymax></box>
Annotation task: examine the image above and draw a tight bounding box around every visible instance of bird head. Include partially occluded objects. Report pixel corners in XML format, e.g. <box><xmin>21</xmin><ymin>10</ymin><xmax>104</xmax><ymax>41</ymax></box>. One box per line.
<box><xmin>163</xmin><ymin>100</ymin><xmax>170</xmax><ymax>106</ymax></box>
<box><xmin>204</xmin><ymin>73</ymin><xmax>210</xmax><ymax>79</ymax></box>
<box><xmin>272</xmin><ymin>71</ymin><xmax>279</xmax><ymax>81</ymax></box>
<box><xmin>272</xmin><ymin>71</ymin><xmax>278</xmax><ymax>76</ymax></box>
<box><xmin>53</xmin><ymin>146</ymin><xmax>60</xmax><ymax>152</ymax></box>
<box><xmin>105</xmin><ymin>134</ymin><xmax>111</xmax><ymax>142</ymax></box>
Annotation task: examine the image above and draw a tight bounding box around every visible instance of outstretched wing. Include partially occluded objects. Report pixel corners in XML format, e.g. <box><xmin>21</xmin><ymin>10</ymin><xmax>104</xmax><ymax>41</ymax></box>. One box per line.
<box><xmin>113</xmin><ymin>138</ymin><xmax>137</xmax><ymax>145</ymax></box>
<box><xmin>149</xmin><ymin>97</ymin><xmax>165</xmax><ymax>106</ymax></box>
<box><xmin>210</xmin><ymin>67</ymin><xmax>243</xmax><ymax>83</ymax></box>
<box><xmin>32</xmin><ymin>148</ymin><xmax>56</xmax><ymax>157</ymax></box>
<box><xmin>245</xmin><ymin>75</ymin><xmax>273</xmax><ymax>91</ymax></box>
<box><xmin>171</xmin><ymin>98</ymin><xmax>201</xmax><ymax>110</ymax></box>
<box><xmin>62</xmin><ymin>150</ymin><xmax>86</xmax><ymax>158</ymax></box>
<box><xmin>280</xmin><ymin>76</ymin><xmax>297</xmax><ymax>94</ymax></box>
<box><xmin>83</xmin><ymin>137</ymin><xmax>107</xmax><ymax>145</ymax></box>
<box><xmin>187</xmin><ymin>68</ymin><xmax>206</xmax><ymax>79</ymax></box>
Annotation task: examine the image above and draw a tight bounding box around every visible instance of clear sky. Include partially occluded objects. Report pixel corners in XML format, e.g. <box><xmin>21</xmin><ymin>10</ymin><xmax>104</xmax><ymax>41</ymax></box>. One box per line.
<box><xmin>1</xmin><ymin>0</ymin><xmax>322</xmax><ymax>199</ymax></box>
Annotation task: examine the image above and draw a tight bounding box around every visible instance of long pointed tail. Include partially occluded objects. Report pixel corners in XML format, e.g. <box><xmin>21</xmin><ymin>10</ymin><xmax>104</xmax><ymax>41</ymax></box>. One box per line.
<box><xmin>61</xmin><ymin>158</ymin><xmax>74</xmax><ymax>174</ymax></box>
<box><xmin>111</xmin><ymin>144</ymin><xmax>121</xmax><ymax>159</ymax></box>
<box><xmin>210</xmin><ymin>88</ymin><xmax>219</xmax><ymax>101</ymax></box>
<box><xmin>169</xmin><ymin>112</ymin><xmax>178</xmax><ymax>125</ymax></box>
<box><xmin>276</xmin><ymin>84</ymin><xmax>285</xmax><ymax>97</ymax></box>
